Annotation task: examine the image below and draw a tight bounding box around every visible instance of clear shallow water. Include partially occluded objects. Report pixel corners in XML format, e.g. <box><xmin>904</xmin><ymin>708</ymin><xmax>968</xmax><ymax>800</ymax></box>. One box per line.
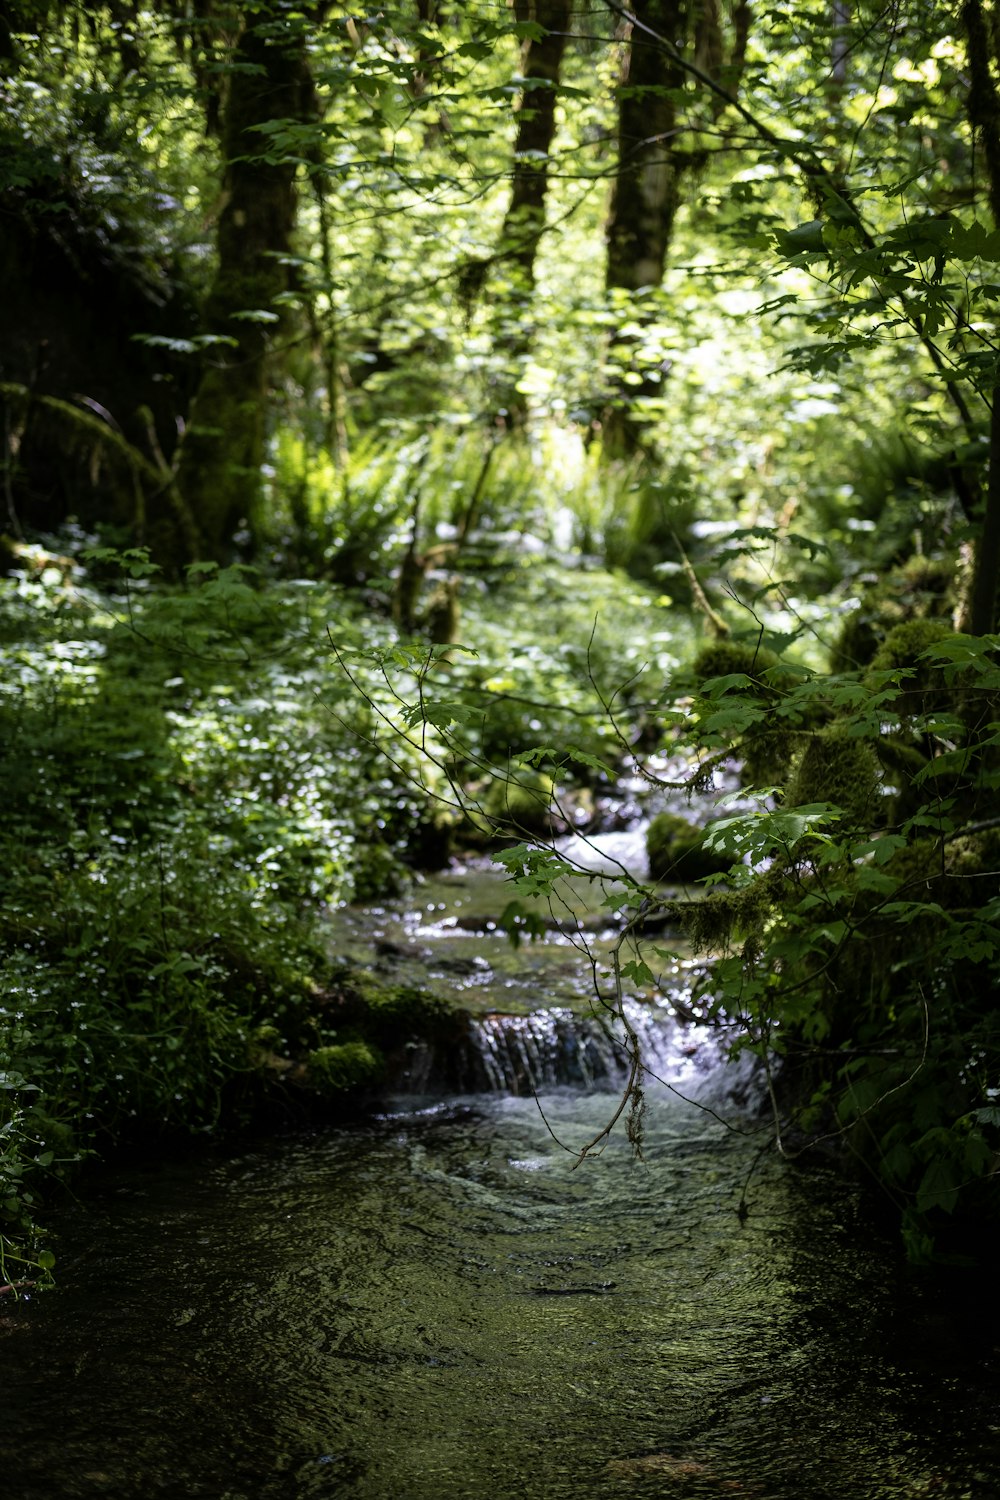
<box><xmin>2</xmin><ymin>1080</ymin><xmax>999</xmax><ymax>1500</ymax></box>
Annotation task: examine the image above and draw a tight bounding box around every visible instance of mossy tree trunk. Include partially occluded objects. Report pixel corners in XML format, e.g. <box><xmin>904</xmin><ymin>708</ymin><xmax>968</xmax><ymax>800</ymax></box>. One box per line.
<box><xmin>177</xmin><ymin>5</ymin><xmax>312</xmax><ymax>558</ymax></box>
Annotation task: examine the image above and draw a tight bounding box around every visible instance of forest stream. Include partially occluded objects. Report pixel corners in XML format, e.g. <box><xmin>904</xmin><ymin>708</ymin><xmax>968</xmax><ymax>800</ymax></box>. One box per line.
<box><xmin>2</xmin><ymin>852</ymin><xmax>1000</xmax><ymax>1500</ymax></box>
<box><xmin>8</xmin><ymin>7</ymin><xmax>1000</xmax><ymax>1495</ymax></box>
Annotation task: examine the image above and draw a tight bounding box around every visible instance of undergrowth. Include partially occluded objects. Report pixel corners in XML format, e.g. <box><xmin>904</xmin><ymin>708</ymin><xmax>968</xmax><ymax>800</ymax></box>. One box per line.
<box><xmin>0</xmin><ymin>535</ymin><xmax>665</xmax><ymax>1283</ymax></box>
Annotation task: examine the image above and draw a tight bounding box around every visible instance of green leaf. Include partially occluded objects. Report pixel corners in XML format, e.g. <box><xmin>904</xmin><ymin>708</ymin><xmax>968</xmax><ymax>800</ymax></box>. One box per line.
<box><xmin>852</xmin><ymin>866</ymin><xmax>899</xmax><ymax>894</ymax></box>
<box><xmin>774</xmin><ymin>219</ymin><xmax>826</xmax><ymax>257</ymax></box>
<box><xmin>916</xmin><ymin>1158</ymin><xmax>961</xmax><ymax>1215</ymax></box>
<box><xmin>492</xmin><ymin>846</ymin><xmax>576</xmax><ymax>897</ymax></box>
<box><xmin>851</xmin><ymin>834</ymin><xmax>908</xmax><ymax>866</ymax></box>
<box><xmin>968</xmin><ymin>1107</ymin><xmax>1000</xmax><ymax>1128</ymax></box>
<box><xmin>516</xmin><ymin>746</ymin><xmax>617</xmax><ymax>779</ymax></box>
<box><xmin>620</xmin><ymin>959</ymin><xmax>655</xmax><ymax>986</ymax></box>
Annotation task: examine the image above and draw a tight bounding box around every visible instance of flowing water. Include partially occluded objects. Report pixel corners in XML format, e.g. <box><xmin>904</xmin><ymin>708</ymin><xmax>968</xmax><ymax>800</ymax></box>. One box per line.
<box><xmin>2</xmin><ymin>854</ymin><xmax>1000</xmax><ymax>1500</ymax></box>
<box><xmin>2</xmin><ymin>1088</ymin><xmax>1000</xmax><ymax>1500</ymax></box>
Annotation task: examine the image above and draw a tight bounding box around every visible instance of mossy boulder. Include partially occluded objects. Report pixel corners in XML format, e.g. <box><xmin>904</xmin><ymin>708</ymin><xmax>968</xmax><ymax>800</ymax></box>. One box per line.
<box><xmin>786</xmin><ymin>724</ymin><xmax>880</xmax><ymax>825</ymax></box>
<box><xmin>866</xmin><ymin>618</ymin><xmax>955</xmax><ymax>717</ymax></box>
<box><xmin>306</xmin><ymin>1040</ymin><xmax>384</xmax><ymax>1093</ymax></box>
<box><xmin>267</xmin><ymin>973</ymin><xmax>464</xmax><ymax>1103</ymax></box>
<box><xmin>346</xmin><ymin>977</ymin><xmax>457</xmax><ymax>1046</ymax></box>
<box><xmin>691</xmin><ymin>639</ymin><xmax>810</xmax><ymax>786</ymax></box>
<box><xmin>692</xmin><ymin>639</ymin><xmax>780</xmax><ymax>695</ymax></box>
<box><xmin>481</xmin><ymin>768</ymin><xmax>554</xmax><ymax>834</ymax></box>
<box><xmin>831</xmin><ymin>559</ymin><xmax>957</xmax><ymax>673</ymax></box>
<box><xmin>646</xmin><ymin>811</ymin><xmax>732</xmax><ymax>883</ymax></box>
<box><xmin>868</xmin><ymin>617</ymin><xmax>954</xmax><ymax>673</ymax></box>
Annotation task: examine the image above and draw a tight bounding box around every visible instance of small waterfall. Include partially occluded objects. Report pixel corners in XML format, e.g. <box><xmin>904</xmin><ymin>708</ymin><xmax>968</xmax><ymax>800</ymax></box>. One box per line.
<box><xmin>463</xmin><ymin>1000</ymin><xmax>725</xmax><ymax>1096</ymax></box>
<box><xmin>554</xmin><ymin>826</ymin><xmax>651</xmax><ymax>880</ymax></box>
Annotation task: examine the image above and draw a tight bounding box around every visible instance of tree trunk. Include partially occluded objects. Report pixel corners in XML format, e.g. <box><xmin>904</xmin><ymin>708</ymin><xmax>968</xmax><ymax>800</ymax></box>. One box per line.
<box><xmin>959</xmin><ymin>0</ymin><xmax>1000</xmax><ymax>632</ymax></box>
<box><xmin>491</xmin><ymin>0</ymin><xmax>573</xmax><ymax>424</ymax></box>
<box><xmin>501</xmin><ymin>0</ymin><xmax>572</xmax><ymax>295</ymax></box>
<box><xmin>602</xmin><ymin>0</ymin><xmax>690</xmax><ymax>452</ymax></box>
<box><xmin>601</xmin><ymin>0</ymin><xmax>750</xmax><ymax>454</ymax></box>
<box><xmin>605</xmin><ymin>0</ymin><xmax>688</xmax><ymax>294</ymax></box>
<box><xmin>966</xmin><ymin>399</ymin><xmax>1000</xmax><ymax>635</ymax></box>
<box><xmin>177</xmin><ymin>6</ymin><xmax>310</xmax><ymax>558</ymax></box>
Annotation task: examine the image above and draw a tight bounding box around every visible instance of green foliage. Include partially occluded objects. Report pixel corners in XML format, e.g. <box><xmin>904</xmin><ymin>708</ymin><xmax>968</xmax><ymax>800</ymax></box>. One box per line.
<box><xmin>673</xmin><ymin>623</ymin><xmax>1000</xmax><ymax>1258</ymax></box>
<box><xmin>687</xmin><ymin>637</ymin><xmax>813</xmax><ymax>786</ymax></box>
<box><xmin>0</xmin><ymin>541</ymin><xmax>461</xmax><ymax>1272</ymax></box>
<box><xmin>372</xmin><ymin>564</ymin><xmax>1000</xmax><ymax>1260</ymax></box>
<box><xmin>267</xmin><ymin>431</ymin><xmax>421</xmax><ymax>581</ymax></box>
<box><xmin>5</xmin><ymin>0</ymin><xmax>1000</xmax><ymax>1276</ymax></box>
<box><xmin>0</xmin><ymin>528</ymin><xmax>686</xmax><ymax>1273</ymax></box>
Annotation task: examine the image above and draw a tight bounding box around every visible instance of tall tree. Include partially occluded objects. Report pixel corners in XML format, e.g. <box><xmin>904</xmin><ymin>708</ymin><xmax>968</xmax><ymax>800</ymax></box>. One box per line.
<box><xmin>602</xmin><ymin>0</ymin><xmax>750</xmax><ymax>451</ymax></box>
<box><xmin>960</xmin><ymin>0</ymin><xmax>1000</xmax><ymax>632</ymax></box>
<box><xmin>176</xmin><ymin>3</ymin><xmax>314</xmax><ymax>557</ymax></box>
<box><xmin>491</xmin><ymin>0</ymin><xmax>573</xmax><ymax>423</ymax></box>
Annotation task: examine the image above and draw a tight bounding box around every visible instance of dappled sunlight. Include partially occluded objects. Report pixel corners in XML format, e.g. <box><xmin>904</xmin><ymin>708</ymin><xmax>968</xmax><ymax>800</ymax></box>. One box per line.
<box><xmin>1</xmin><ymin>3</ymin><xmax>999</xmax><ymax>1493</ymax></box>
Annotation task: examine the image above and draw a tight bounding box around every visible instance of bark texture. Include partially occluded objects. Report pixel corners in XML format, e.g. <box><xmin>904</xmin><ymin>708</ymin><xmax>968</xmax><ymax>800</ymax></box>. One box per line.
<box><xmin>501</xmin><ymin>0</ymin><xmax>573</xmax><ymax>294</ymax></box>
<box><xmin>177</xmin><ymin>6</ymin><xmax>311</xmax><ymax>556</ymax></box>
<box><xmin>605</xmin><ymin>0</ymin><xmax>689</xmax><ymax>297</ymax></box>
<box><xmin>960</xmin><ymin>0</ymin><xmax>1000</xmax><ymax>631</ymax></box>
<box><xmin>491</xmin><ymin>0</ymin><xmax>573</xmax><ymax>423</ymax></box>
<box><xmin>602</xmin><ymin>0</ymin><xmax>750</xmax><ymax>451</ymax></box>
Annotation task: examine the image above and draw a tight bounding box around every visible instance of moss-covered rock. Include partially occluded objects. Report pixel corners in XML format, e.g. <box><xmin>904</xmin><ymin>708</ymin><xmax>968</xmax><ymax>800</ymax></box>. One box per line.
<box><xmin>869</xmin><ymin>616</ymin><xmax>954</xmax><ymax>674</ymax></box>
<box><xmin>306</xmin><ymin>1040</ymin><xmax>384</xmax><ymax>1092</ymax></box>
<box><xmin>866</xmin><ymin>618</ymin><xmax>955</xmax><ymax>718</ymax></box>
<box><xmin>482</xmin><ymin>769</ymin><xmax>554</xmax><ymax>834</ymax></box>
<box><xmin>830</xmin><ymin>558</ymin><xmax>957</xmax><ymax>672</ymax></box>
<box><xmin>691</xmin><ymin>639</ymin><xmax>780</xmax><ymax>694</ymax></box>
<box><xmin>345</xmin><ymin>977</ymin><xmax>457</xmax><ymax>1046</ymax></box>
<box><xmin>646</xmin><ymin>811</ymin><xmax>732</xmax><ymax>883</ymax></box>
<box><xmin>786</xmin><ymin>724</ymin><xmax>880</xmax><ymax>825</ymax></box>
